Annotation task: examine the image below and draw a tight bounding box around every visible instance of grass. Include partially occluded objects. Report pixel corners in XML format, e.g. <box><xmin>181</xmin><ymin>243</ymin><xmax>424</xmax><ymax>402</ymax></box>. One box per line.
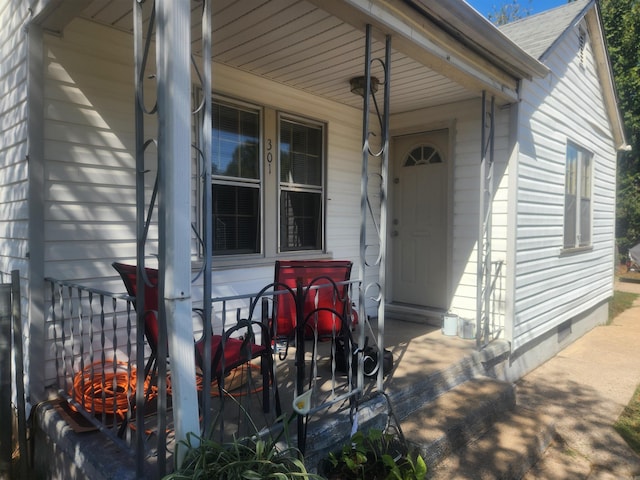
<box><xmin>608</xmin><ymin>290</ymin><xmax>639</xmax><ymax>324</ymax></box>
<box><xmin>612</xmin><ymin>267</ymin><xmax>640</xmax><ymax>454</ymax></box>
<box><xmin>615</xmin><ymin>384</ymin><xmax>640</xmax><ymax>454</ymax></box>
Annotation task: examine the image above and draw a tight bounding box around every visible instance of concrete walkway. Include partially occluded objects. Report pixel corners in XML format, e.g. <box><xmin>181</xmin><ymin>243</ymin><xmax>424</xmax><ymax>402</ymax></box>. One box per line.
<box><xmin>519</xmin><ymin>279</ymin><xmax>640</xmax><ymax>479</ymax></box>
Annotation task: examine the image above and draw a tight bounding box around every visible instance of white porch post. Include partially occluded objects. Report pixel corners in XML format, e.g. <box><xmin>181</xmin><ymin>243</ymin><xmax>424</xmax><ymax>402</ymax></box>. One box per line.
<box><xmin>156</xmin><ymin>0</ymin><xmax>200</xmax><ymax>460</ymax></box>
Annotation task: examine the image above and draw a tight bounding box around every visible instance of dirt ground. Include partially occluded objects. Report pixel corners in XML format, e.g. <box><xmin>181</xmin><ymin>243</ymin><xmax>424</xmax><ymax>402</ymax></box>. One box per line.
<box><xmin>616</xmin><ymin>263</ymin><xmax>640</xmax><ymax>294</ymax></box>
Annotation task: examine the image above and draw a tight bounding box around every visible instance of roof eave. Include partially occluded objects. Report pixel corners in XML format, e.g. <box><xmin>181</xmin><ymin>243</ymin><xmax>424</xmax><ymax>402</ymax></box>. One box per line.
<box><xmin>406</xmin><ymin>0</ymin><xmax>550</xmax><ymax>80</ymax></box>
<box><xmin>29</xmin><ymin>0</ymin><xmax>92</xmax><ymax>34</ymax></box>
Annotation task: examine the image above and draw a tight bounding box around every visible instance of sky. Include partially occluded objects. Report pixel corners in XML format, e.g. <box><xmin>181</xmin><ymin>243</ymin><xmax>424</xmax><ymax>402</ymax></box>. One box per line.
<box><xmin>467</xmin><ymin>0</ymin><xmax>569</xmax><ymax>18</ymax></box>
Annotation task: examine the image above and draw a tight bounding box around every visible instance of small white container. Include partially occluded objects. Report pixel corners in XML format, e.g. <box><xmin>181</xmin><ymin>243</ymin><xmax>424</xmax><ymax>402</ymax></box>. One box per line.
<box><xmin>457</xmin><ymin>317</ymin><xmax>475</xmax><ymax>340</ymax></box>
<box><xmin>442</xmin><ymin>313</ymin><xmax>458</xmax><ymax>336</ymax></box>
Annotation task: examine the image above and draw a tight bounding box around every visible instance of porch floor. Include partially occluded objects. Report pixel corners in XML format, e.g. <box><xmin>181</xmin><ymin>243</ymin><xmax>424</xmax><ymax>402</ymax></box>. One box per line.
<box><xmin>38</xmin><ymin>316</ymin><xmax>487</xmax><ymax>479</ymax></box>
<box><xmin>195</xmin><ymin>316</ymin><xmax>480</xmax><ymax>443</ymax></box>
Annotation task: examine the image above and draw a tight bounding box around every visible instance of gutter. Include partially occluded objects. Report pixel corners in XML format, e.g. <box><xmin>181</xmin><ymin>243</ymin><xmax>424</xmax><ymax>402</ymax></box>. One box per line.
<box><xmin>404</xmin><ymin>0</ymin><xmax>550</xmax><ymax>80</ymax></box>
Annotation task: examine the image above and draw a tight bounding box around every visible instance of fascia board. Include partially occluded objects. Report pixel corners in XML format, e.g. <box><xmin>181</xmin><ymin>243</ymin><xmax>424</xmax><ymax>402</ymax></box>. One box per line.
<box><xmin>409</xmin><ymin>0</ymin><xmax>549</xmax><ymax>80</ymax></box>
<box><xmin>309</xmin><ymin>0</ymin><xmax>523</xmax><ymax>102</ymax></box>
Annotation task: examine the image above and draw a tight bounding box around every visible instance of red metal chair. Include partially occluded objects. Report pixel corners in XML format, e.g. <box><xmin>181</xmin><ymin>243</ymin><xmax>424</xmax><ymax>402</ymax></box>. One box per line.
<box><xmin>272</xmin><ymin>259</ymin><xmax>354</xmax><ymax>355</ymax></box>
<box><xmin>112</xmin><ymin>262</ymin><xmax>277</xmax><ymax>413</ymax></box>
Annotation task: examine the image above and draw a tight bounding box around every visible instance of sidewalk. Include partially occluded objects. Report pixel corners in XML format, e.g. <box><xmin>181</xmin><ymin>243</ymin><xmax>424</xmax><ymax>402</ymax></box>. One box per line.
<box><xmin>519</xmin><ymin>279</ymin><xmax>640</xmax><ymax>479</ymax></box>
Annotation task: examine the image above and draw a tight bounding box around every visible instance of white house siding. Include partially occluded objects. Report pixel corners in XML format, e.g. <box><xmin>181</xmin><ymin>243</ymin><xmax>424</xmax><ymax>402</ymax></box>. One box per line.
<box><xmin>0</xmin><ymin>0</ymin><xmax>31</xmax><ymax>397</ymax></box>
<box><xmin>390</xmin><ymin>98</ymin><xmax>511</xmax><ymax>328</ymax></box>
<box><xmin>512</xmin><ymin>20</ymin><xmax>616</xmax><ymax>352</ymax></box>
<box><xmin>0</xmin><ymin>0</ymin><xmax>29</xmax><ymax>278</ymax></box>
<box><xmin>43</xmin><ymin>19</ymin><xmax>139</xmax><ymax>285</ymax></box>
<box><xmin>40</xmin><ymin>18</ymin><xmax>371</xmax><ymax>385</ymax></box>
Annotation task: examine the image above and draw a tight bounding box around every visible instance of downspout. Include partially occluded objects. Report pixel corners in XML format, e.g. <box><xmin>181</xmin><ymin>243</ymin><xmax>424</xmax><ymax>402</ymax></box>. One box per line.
<box><xmin>26</xmin><ymin>17</ymin><xmax>45</xmax><ymax>405</ymax></box>
<box><xmin>476</xmin><ymin>92</ymin><xmax>495</xmax><ymax>349</ymax></box>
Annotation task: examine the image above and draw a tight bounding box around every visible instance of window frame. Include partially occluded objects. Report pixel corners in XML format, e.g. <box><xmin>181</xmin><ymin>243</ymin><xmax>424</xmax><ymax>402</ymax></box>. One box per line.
<box><xmin>277</xmin><ymin>112</ymin><xmax>327</xmax><ymax>254</ymax></box>
<box><xmin>562</xmin><ymin>140</ymin><xmax>593</xmax><ymax>252</ymax></box>
<box><xmin>210</xmin><ymin>96</ymin><xmax>264</xmax><ymax>257</ymax></box>
<box><xmin>195</xmin><ymin>94</ymin><xmax>329</xmax><ymax>266</ymax></box>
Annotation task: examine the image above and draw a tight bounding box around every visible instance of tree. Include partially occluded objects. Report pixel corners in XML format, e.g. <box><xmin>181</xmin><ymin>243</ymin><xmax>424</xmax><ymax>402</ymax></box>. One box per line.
<box><xmin>488</xmin><ymin>0</ymin><xmax>532</xmax><ymax>25</ymax></box>
<box><xmin>600</xmin><ymin>0</ymin><xmax>640</xmax><ymax>255</ymax></box>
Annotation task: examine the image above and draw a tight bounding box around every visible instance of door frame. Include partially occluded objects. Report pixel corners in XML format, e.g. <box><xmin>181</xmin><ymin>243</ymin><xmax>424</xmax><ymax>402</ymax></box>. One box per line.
<box><xmin>387</xmin><ymin>121</ymin><xmax>455</xmax><ymax>310</ymax></box>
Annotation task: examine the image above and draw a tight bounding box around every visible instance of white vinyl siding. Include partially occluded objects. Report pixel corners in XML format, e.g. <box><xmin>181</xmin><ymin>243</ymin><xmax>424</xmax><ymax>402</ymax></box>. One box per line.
<box><xmin>0</xmin><ymin>2</ymin><xmax>29</xmax><ymax>276</ymax></box>
<box><xmin>0</xmin><ymin>0</ymin><xmax>31</xmax><ymax>399</ymax></box>
<box><xmin>512</xmin><ymin>21</ymin><xmax>616</xmax><ymax>350</ymax></box>
<box><xmin>43</xmin><ymin>19</ymin><xmax>139</xmax><ymax>283</ymax></box>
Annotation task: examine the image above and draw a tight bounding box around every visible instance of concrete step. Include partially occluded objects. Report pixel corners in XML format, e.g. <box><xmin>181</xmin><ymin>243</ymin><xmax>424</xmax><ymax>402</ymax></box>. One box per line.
<box><xmin>293</xmin><ymin>341</ymin><xmax>512</xmax><ymax>470</ymax></box>
<box><xmin>427</xmin><ymin>406</ymin><xmax>555</xmax><ymax>479</ymax></box>
<box><xmin>401</xmin><ymin>377</ymin><xmax>517</xmax><ymax>468</ymax></box>
<box><xmin>390</xmin><ymin>340</ymin><xmax>511</xmax><ymax>421</ymax></box>
<box><xmin>399</xmin><ymin>376</ymin><xmax>555</xmax><ymax>479</ymax></box>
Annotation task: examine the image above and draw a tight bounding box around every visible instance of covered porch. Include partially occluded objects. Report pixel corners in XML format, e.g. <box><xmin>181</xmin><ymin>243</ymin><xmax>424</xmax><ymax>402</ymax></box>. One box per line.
<box><xmin>39</xmin><ymin>273</ymin><xmax>508</xmax><ymax>478</ymax></box>
<box><xmin>26</xmin><ymin>0</ymin><xmax>545</xmax><ymax>478</ymax></box>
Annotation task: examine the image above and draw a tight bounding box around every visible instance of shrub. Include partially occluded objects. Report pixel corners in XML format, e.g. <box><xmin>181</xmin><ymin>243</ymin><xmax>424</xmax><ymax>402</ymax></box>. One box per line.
<box><xmin>163</xmin><ymin>431</ymin><xmax>319</xmax><ymax>480</ymax></box>
<box><xmin>321</xmin><ymin>429</ymin><xmax>427</xmax><ymax>480</ymax></box>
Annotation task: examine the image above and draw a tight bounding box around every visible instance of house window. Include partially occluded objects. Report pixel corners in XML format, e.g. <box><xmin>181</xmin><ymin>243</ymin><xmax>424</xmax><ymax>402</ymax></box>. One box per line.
<box><xmin>208</xmin><ymin>99</ymin><xmax>326</xmax><ymax>258</ymax></box>
<box><xmin>212</xmin><ymin>101</ymin><xmax>261</xmax><ymax>255</ymax></box>
<box><xmin>279</xmin><ymin>117</ymin><xmax>324</xmax><ymax>252</ymax></box>
<box><xmin>563</xmin><ymin>142</ymin><xmax>592</xmax><ymax>249</ymax></box>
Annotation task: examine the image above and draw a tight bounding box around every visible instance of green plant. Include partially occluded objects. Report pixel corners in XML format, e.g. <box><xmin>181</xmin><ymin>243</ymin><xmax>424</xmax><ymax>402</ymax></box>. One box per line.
<box><xmin>322</xmin><ymin>429</ymin><xmax>427</xmax><ymax>480</ymax></box>
<box><xmin>608</xmin><ymin>290</ymin><xmax>639</xmax><ymax>324</ymax></box>
<box><xmin>164</xmin><ymin>431</ymin><xmax>318</xmax><ymax>480</ymax></box>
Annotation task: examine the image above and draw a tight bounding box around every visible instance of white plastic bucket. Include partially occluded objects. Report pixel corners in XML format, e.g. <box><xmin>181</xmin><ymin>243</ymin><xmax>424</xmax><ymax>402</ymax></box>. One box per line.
<box><xmin>458</xmin><ymin>317</ymin><xmax>475</xmax><ymax>340</ymax></box>
<box><xmin>442</xmin><ymin>314</ymin><xmax>458</xmax><ymax>336</ymax></box>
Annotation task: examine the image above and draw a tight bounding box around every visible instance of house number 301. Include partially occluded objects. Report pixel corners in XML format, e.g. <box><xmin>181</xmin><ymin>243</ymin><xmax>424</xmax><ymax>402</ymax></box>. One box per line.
<box><xmin>266</xmin><ymin>139</ymin><xmax>273</xmax><ymax>174</ymax></box>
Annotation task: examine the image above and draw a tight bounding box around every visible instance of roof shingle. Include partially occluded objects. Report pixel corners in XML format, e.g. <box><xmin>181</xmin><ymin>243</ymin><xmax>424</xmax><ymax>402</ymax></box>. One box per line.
<box><xmin>499</xmin><ymin>0</ymin><xmax>592</xmax><ymax>59</ymax></box>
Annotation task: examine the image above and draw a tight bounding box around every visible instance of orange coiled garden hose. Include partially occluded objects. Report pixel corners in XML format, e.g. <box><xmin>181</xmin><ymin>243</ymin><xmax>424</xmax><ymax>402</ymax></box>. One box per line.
<box><xmin>72</xmin><ymin>360</ymin><xmax>266</xmax><ymax>420</ymax></box>
<box><xmin>71</xmin><ymin>361</ymin><xmax>140</xmax><ymax>419</ymax></box>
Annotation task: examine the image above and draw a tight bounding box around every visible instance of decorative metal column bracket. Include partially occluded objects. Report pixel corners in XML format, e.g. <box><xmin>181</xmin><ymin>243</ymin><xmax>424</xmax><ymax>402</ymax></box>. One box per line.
<box><xmin>358</xmin><ymin>25</ymin><xmax>391</xmax><ymax>394</ymax></box>
<box><xmin>476</xmin><ymin>92</ymin><xmax>495</xmax><ymax>350</ymax></box>
<box><xmin>132</xmin><ymin>1</ymin><xmax>157</xmax><ymax>475</ymax></box>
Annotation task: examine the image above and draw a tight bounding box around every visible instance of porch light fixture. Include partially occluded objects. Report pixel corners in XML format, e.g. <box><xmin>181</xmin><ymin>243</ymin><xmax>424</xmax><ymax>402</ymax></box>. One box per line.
<box><xmin>349</xmin><ymin>75</ymin><xmax>379</xmax><ymax>97</ymax></box>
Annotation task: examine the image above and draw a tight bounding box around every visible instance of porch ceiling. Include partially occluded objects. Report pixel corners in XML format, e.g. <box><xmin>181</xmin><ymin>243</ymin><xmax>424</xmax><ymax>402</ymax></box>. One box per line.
<box><xmin>66</xmin><ymin>0</ymin><xmax>504</xmax><ymax>113</ymax></box>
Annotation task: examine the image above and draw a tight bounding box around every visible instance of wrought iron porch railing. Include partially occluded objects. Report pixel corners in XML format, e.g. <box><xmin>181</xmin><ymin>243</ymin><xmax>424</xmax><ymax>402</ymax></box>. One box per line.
<box><xmin>45</xmin><ymin>276</ymin><xmax>364</xmax><ymax>478</ymax></box>
<box><xmin>45</xmin><ymin>278</ymin><xmax>147</xmax><ymax>462</ymax></box>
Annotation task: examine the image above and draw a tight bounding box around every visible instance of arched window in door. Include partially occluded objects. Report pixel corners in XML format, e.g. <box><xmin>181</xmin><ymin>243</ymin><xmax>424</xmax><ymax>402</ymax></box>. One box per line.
<box><xmin>404</xmin><ymin>144</ymin><xmax>443</xmax><ymax>167</ymax></box>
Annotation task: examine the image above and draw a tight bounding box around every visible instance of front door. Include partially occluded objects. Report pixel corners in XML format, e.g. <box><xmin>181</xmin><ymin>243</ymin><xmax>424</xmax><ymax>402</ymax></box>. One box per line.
<box><xmin>391</xmin><ymin>129</ymin><xmax>449</xmax><ymax>309</ymax></box>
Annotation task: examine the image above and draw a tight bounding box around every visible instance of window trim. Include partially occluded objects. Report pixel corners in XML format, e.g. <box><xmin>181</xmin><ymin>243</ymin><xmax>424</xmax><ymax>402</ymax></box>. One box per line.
<box><xmin>210</xmin><ymin>96</ymin><xmax>264</xmax><ymax>257</ymax></box>
<box><xmin>194</xmin><ymin>94</ymin><xmax>329</xmax><ymax>268</ymax></box>
<box><xmin>562</xmin><ymin>140</ymin><xmax>593</xmax><ymax>253</ymax></box>
<box><xmin>277</xmin><ymin>111</ymin><xmax>327</xmax><ymax>254</ymax></box>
